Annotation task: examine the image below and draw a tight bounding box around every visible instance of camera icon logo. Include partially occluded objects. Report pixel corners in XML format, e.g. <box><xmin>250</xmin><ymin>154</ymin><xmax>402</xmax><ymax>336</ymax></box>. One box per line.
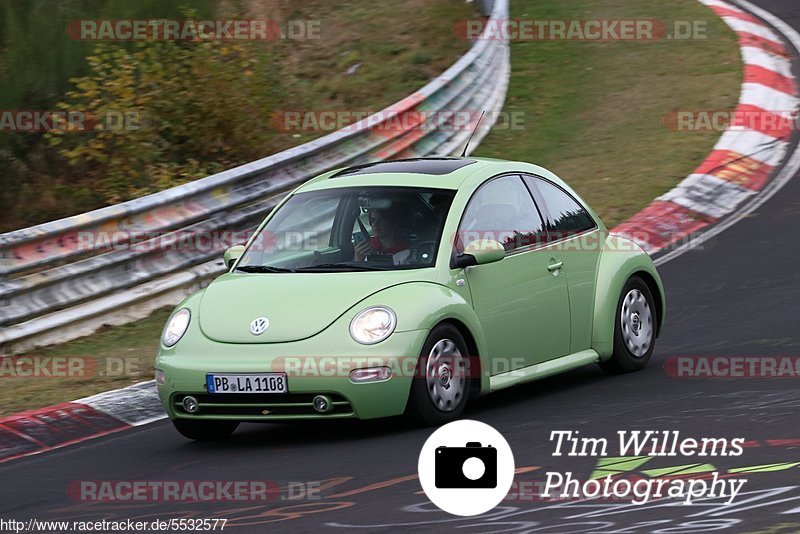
<box><xmin>435</xmin><ymin>442</ymin><xmax>497</xmax><ymax>488</ymax></box>
<box><xmin>418</xmin><ymin>420</ymin><xmax>515</xmax><ymax>516</ymax></box>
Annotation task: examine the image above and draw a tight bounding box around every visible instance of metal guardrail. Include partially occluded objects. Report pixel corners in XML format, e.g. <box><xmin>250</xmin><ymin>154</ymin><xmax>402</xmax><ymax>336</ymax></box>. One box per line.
<box><xmin>0</xmin><ymin>0</ymin><xmax>510</xmax><ymax>354</ymax></box>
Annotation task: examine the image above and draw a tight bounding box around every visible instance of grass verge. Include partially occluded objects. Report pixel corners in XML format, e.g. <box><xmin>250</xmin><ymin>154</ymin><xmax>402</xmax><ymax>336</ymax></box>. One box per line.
<box><xmin>475</xmin><ymin>0</ymin><xmax>742</xmax><ymax>227</ymax></box>
<box><xmin>1</xmin><ymin>309</ymin><xmax>171</xmax><ymax>416</ymax></box>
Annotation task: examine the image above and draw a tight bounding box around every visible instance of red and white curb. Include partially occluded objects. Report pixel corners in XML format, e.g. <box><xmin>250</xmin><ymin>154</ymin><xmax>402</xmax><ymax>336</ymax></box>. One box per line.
<box><xmin>2</xmin><ymin>0</ymin><xmax>800</xmax><ymax>465</ymax></box>
<box><xmin>614</xmin><ymin>0</ymin><xmax>800</xmax><ymax>254</ymax></box>
<box><xmin>0</xmin><ymin>381</ymin><xmax>163</xmax><ymax>463</ymax></box>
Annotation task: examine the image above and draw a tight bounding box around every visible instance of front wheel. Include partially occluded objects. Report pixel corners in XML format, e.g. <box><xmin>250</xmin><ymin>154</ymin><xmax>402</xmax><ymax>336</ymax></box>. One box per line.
<box><xmin>600</xmin><ymin>276</ymin><xmax>657</xmax><ymax>374</ymax></box>
<box><xmin>172</xmin><ymin>419</ymin><xmax>239</xmax><ymax>441</ymax></box>
<box><xmin>406</xmin><ymin>324</ymin><xmax>470</xmax><ymax>426</ymax></box>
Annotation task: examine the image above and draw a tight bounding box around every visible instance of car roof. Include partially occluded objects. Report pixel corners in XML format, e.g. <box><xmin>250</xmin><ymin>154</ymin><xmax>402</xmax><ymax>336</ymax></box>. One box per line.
<box><xmin>295</xmin><ymin>157</ymin><xmax>566</xmax><ymax>193</ymax></box>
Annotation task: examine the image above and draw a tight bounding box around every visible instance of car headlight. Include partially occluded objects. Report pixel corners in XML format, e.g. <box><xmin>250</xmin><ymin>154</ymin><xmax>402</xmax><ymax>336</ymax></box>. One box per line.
<box><xmin>162</xmin><ymin>308</ymin><xmax>191</xmax><ymax>347</ymax></box>
<box><xmin>349</xmin><ymin>306</ymin><xmax>397</xmax><ymax>345</ymax></box>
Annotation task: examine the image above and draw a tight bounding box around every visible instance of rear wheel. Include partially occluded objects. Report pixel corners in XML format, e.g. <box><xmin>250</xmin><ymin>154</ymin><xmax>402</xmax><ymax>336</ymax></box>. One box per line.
<box><xmin>406</xmin><ymin>324</ymin><xmax>470</xmax><ymax>426</ymax></box>
<box><xmin>172</xmin><ymin>419</ymin><xmax>239</xmax><ymax>441</ymax></box>
<box><xmin>600</xmin><ymin>276</ymin><xmax>657</xmax><ymax>374</ymax></box>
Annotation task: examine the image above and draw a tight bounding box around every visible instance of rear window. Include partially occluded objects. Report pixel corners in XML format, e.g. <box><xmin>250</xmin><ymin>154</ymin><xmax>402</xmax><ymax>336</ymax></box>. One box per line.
<box><xmin>525</xmin><ymin>176</ymin><xmax>596</xmax><ymax>238</ymax></box>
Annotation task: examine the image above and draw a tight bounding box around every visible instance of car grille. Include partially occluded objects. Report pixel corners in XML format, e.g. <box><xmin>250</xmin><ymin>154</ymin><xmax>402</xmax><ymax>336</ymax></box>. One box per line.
<box><xmin>172</xmin><ymin>392</ymin><xmax>354</xmax><ymax>418</ymax></box>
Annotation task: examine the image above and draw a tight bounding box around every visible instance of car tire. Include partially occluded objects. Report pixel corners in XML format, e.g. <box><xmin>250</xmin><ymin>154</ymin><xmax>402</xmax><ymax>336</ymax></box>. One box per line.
<box><xmin>600</xmin><ymin>276</ymin><xmax>657</xmax><ymax>374</ymax></box>
<box><xmin>406</xmin><ymin>324</ymin><xmax>470</xmax><ymax>426</ymax></box>
<box><xmin>172</xmin><ymin>419</ymin><xmax>239</xmax><ymax>441</ymax></box>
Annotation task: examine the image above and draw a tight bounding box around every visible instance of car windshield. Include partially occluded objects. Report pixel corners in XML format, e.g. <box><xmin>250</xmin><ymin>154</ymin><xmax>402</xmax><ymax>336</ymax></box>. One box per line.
<box><xmin>236</xmin><ymin>186</ymin><xmax>455</xmax><ymax>272</ymax></box>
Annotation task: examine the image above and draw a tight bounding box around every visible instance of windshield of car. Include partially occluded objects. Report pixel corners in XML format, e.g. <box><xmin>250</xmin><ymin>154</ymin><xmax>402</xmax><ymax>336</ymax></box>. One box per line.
<box><xmin>235</xmin><ymin>186</ymin><xmax>455</xmax><ymax>273</ymax></box>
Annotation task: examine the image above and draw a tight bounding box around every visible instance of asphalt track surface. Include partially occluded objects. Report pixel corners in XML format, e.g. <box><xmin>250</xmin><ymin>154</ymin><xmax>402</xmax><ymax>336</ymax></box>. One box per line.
<box><xmin>3</xmin><ymin>2</ymin><xmax>800</xmax><ymax>532</ymax></box>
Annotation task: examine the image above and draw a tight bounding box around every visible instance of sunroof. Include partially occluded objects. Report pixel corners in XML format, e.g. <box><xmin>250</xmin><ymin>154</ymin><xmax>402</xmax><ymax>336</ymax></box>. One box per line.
<box><xmin>330</xmin><ymin>158</ymin><xmax>475</xmax><ymax>178</ymax></box>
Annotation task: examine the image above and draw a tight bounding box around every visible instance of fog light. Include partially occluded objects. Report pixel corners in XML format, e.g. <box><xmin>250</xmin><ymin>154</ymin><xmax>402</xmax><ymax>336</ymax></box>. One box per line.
<box><xmin>155</xmin><ymin>369</ymin><xmax>165</xmax><ymax>385</ymax></box>
<box><xmin>182</xmin><ymin>395</ymin><xmax>199</xmax><ymax>413</ymax></box>
<box><xmin>349</xmin><ymin>366</ymin><xmax>392</xmax><ymax>383</ymax></box>
<box><xmin>312</xmin><ymin>395</ymin><xmax>333</xmax><ymax>413</ymax></box>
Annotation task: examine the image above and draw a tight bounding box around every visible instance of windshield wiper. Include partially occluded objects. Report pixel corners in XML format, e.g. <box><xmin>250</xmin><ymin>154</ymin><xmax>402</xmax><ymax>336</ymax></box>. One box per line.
<box><xmin>235</xmin><ymin>265</ymin><xmax>296</xmax><ymax>273</ymax></box>
<box><xmin>294</xmin><ymin>263</ymin><xmax>388</xmax><ymax>272</ymax></box>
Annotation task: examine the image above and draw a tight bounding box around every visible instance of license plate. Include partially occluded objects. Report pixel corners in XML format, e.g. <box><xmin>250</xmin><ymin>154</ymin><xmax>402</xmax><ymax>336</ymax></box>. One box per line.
<box><xmin>206</xmin><ymin>373</ymin><xmax>288</xmax><ymax>394</ymax></box>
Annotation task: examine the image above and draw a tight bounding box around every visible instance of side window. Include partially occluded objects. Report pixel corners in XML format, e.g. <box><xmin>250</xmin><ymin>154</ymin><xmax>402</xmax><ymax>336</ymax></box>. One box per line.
<box><xmin>527</xmin><ymin>177</ymin><xmax>596</xmax><ymax>239</ymax></box>
<box><xmin>457</xmin><ymin>175</ymin><xmax>545</xmax><ymax>253</ymax></box>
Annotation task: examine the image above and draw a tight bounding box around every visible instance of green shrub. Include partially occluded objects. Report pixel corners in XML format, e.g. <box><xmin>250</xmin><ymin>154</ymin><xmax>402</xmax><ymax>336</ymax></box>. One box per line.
<box><xmin>48</xmin><ymin>37</ymin><xmax>280</xmax><ymax>203</ymax></box>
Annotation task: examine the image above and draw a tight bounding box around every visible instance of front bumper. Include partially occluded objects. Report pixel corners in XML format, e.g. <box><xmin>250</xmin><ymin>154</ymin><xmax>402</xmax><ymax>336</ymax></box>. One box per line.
<box><xmin>156</xmin><ymin>328</ymin><xmax>429</xmax><ymax>421</ymax></box>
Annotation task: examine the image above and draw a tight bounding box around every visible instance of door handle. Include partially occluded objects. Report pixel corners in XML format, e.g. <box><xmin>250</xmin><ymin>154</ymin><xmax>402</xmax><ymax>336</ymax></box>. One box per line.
<box><xmin>547</xmin><ymin>261</ymin><xmax>563</xmax><ymax>272</ymax></box>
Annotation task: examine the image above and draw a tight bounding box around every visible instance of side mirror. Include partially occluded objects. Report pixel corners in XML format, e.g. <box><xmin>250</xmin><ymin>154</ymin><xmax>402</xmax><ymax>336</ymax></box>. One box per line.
<box><xmin>453</xmin><ymin>239</ymin><xmax>505</xmax><ymax>268</ymax></box>
<box><xmin>224</xmin><ymin>245</ymin><xmax>245</xmax><ymax>269</ymax></box>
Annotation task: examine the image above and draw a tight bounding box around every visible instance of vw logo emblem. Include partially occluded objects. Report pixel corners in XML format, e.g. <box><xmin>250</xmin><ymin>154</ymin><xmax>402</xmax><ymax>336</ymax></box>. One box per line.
<box><xmin>250</xmin><ymin>317</ymin><xmax>270</xmax><ymax>336</ymax></box>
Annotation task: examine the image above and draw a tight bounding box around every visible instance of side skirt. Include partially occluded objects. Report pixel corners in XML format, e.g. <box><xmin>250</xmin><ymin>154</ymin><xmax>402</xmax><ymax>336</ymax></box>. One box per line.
<box><xmin>489</xmin><ymin>349</ymin><xmax>600</xmax><ymax>392</ymax></box>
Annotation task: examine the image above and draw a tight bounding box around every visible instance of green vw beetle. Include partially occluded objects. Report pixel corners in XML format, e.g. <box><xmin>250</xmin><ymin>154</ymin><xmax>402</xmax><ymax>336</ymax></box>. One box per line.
<box><xmin>156</xmin><ymin>157</ymin><xmax>665</xmax><ymax>440</ymax></box>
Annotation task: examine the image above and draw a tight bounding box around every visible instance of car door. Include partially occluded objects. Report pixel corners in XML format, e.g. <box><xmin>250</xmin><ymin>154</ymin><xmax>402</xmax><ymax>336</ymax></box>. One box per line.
<box><xmin>457</xmin><ymin>174</ymin><xmax>571</xmax><ymax>373</ymax></box>
<box><xmin>523</xmin><ymin>175</ymin><xmax>601</xmax><ymax>353</ymax></box>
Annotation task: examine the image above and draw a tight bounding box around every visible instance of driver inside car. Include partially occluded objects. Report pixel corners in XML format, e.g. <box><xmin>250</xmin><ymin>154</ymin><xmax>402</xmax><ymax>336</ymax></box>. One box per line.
<box><xmin>354</xmin><ymin>206</ymin><xmax>411</xmax><ymax>265</ymax></box>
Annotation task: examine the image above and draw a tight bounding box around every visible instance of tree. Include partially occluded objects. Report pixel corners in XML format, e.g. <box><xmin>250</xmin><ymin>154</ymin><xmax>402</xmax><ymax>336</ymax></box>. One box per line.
<box><xmin>49</xmin><ymin>33</ymin><xmax>280</xmax><ymax>203</ymax></box>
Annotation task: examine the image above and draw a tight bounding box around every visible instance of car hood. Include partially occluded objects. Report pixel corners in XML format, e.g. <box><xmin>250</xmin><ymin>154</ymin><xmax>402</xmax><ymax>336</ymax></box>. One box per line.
<box><xmin>198</xmin><ymin>270</ymin><xmax>435</xmax><ymax>343</ymax></box>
